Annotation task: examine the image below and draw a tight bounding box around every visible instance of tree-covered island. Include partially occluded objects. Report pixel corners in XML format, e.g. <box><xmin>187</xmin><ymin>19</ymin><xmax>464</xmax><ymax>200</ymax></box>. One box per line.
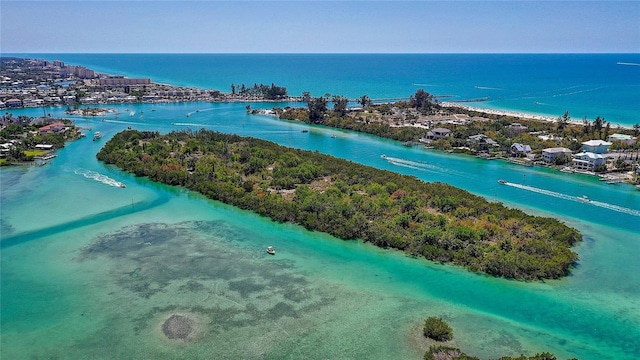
<box><xmin>98</xmin><ymin>129</ymin><xmax>581</xmax><ymax>280</ymax></box>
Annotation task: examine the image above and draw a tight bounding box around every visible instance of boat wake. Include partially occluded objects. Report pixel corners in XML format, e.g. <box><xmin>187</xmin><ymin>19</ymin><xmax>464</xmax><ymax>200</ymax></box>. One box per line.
<box><xmin>74</xmin><ymin>168</ymin><xmax>126</xmax><ymax>188</ymax></box>
<box><xmin>384</xmin><ymin>156</ymin><xmax>470</xmax><ymax>178</ymax></box>
<box><xmin>102</xmin><ymin>119</ymin><xmax>145</xmax><ymax>126</ymax></box>
<box><xmin>172</xmin><ymin>122</ymin><xmax>212</xmax><ymax>127</ymax></box>
<box><xmin>503</xmin><ymin>182</ymin><xmax>640</xmax><ymax>217</ymax></box>
<box><xmin>475</xmin><ymin>85</ymin><xmax>504</xmax><ymax>90</ymax></box>
<box><xmin>617</xmin><ymin>62</ymin><xmax>640</xmax><ymax>66</ymax></box>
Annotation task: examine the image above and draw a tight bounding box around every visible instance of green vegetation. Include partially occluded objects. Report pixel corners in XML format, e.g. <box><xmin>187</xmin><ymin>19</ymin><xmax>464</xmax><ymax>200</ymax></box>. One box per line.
<box><xmin>423</xmin><ymin>345</ymin><xmax>571</xmax><ymax>360</ymax></box>
<box><xmin>423</xmin><ymin>317</ymin><xmax>453</xmax><ymax>342</ymax></box>
<box><xmin>266</xmin><ymin>89</ymin><xmax>640</xmax><ymax>156</ymax></box>
<box><xmin>0</xmin><ymin>116</ymin><xmax>81</xmax><ymax>164</ymax></box>
<box><xmin>231</xmin><ymin>83</ymin><xmax>288</xmax><ymax>100</ymax></box>
<box><xmin>98</xmin><ymin>129</ymin><xmax>581</xmax><ymax>280</ymax></box>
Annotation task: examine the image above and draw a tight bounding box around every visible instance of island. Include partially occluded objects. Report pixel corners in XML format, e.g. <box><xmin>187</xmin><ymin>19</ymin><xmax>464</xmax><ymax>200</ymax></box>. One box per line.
<box><xmin>252</xmin><ymin>90</ymin><xmax>640</xmax><ymax>186</ymax></box>
<box><xmin>97</xmin><ymin>129</ymin><xmax>582</xmax><ymax>280</ymax></box>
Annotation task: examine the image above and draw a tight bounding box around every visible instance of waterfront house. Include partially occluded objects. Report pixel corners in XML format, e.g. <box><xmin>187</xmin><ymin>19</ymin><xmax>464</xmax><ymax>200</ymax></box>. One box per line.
<box><xmin>6</xmin><ymin>98</ymin><xmax>22</xmax><ymax>108</ymax></box>
<box><xmin>608</xmin><ymin>133</ymin><xmax>637</xmax><ymax>146</ymax></box>
<box><xmin>35</xmin><ymin>144</ymin><xmax>54</xmax><ymax>151</ymax></box>
<box><xmin>39</xmin><ymin>122</ymin><xmax>66</xmax><ymax>134</ymax></box>
<box><xmin>542</xmin><ymin>147</ymin><xmax>572</xmax><ymax>164</ymax></box>
<box><xmin>572</xmin><ymin>152</ymin><xmax>606</xmax><ymax>172</ymax></box>
<box><xmin>581</xmin><ymin>139</ymin><xmax>612</xmax><ymax>154</ymax></box>
<box><xmin>425</xmin><ymin>128</ymin><xmax>452</xmax><ymax>140</ymax></box>
<box><xmin>510</xmin><ymin>143</ymin><xmax>532</xmax><ymax>157</ymax></box>
<box><xmin>467</xmin><ymin>134</ymin><xmax>499</xmax><ymax>151</ymax></box>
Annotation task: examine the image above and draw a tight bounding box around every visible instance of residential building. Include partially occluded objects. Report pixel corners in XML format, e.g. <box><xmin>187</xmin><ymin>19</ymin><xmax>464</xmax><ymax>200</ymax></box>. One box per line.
<box><xmin>542</xmin><ymin>147</ymin><xmax>572</xmax><ymax>163</ymax></box>
<box><xmin>39</xmin><ymin>122</ymin><xmax>66</xmax><ymax>134</ymax></box>
<box><xmin>608</xmin><ymin>133</ymin><xmax>637</xmax><ymax>146</ymax></box>
<box><xmin>5</xmin><ymin>98</ymin><xmax>22</xmax><ymax>108</ymax></box>
<box><xmin>510</xmin><ymin>143</ymin><xmax>532</xmax><ymax>157</ymax></box>
<box><xmin>424</xmin><ymin>128</ymin><xmax>451</xmax><ymax>140</ymax></box>
<box><xmin>467</xmin><ymin>134</ymin><xmax>499</xmax><ymax>148</ymax></box>
<box><xmin>581</xmin><ymin>139</ymin><xmax>612</xmax><ymax>154</ymax></box>
<box><xmin>572</xmin><ymin>152</ymin><xmax>606</xmax><ymax>172</ymax></box>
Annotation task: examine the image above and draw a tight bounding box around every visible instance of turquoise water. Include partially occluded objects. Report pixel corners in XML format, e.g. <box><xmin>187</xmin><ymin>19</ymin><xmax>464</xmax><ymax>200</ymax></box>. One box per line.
<box><xmin>7</xmin><ymin>53</ymin><xmax>640</xmax><ymax>127</ymax></box>
<box><xmin>2</xmin><ymin>57</ymin><xmax>640</xmax><ymax>359</ymax></box>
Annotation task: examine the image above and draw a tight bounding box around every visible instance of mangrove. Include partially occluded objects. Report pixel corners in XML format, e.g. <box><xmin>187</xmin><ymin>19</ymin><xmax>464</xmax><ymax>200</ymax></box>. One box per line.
<box><xmin>97</xmin><ymin>129</ymin><xmax>582</xmax><ymax>280</ymax></box>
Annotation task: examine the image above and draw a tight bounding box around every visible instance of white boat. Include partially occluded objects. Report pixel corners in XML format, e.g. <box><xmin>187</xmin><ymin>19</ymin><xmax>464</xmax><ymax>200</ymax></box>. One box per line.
<box><xmin>578</xmin><ymin>195</ymin><xmax>590</xmax><ymax>203</ymax></box>
<box><xmin>266</xmin><ymin>246</ymin><xmax>276</xmax><ymax>255</ymax></box>
<box><xmin>498</xmin><ymin>179</ymin><xmax>507</xmax><ymax>184</ymax></box>
<box><xmin>381</xmin><ymin>154</ymin><xmax>387</xmax><ymax>159</ymax></box>
<box><xmin>129</xmin><ymin>111</ymin><xmax>135</xmax><ymax>116</ymax></box>
<box><xmin>93</xmin><ymin>131</ymin><xmax>102</xmax><ymax>141</ymax></box>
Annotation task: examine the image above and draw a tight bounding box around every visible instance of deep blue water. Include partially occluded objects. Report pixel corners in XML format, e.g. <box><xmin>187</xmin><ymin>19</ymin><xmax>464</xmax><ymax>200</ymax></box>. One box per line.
<box><xmin>8</xmin><ymin>53</ymin><xmax>640</xmax><ymax>127</ymax></box>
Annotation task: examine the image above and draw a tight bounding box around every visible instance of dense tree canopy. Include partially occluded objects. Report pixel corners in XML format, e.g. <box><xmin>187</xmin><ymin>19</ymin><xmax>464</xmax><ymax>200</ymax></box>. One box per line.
<box><xmin>98</xmin><ymin>129</ymin><xmax>582</xmax><ymax>280</ymax></box>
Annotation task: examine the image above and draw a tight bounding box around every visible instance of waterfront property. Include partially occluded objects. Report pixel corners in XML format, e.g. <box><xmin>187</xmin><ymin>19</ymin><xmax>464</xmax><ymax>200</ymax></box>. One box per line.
<box><xmin>510</xmin><ymin>143</ymin><xmax>532</xmax><ymax>157</ymax></box>
<box><xmin>572</xmin><ymin>152</ymin><xmax>607</xmax><ymax>172</ymax></box>
<box><xmin>541</xmin><ymin>147</ymin><xmax>573</xmax><ymax>164</ymax></box>
<box><xmin>424</xmin><ymin>127</ymin><xmax>452</xmax><ymax>140</ymax></box>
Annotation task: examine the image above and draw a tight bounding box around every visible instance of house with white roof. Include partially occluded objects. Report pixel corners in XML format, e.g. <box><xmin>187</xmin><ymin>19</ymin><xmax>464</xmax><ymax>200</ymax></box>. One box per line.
<box><xmin>572</xmin><ymin>152</ymin><xmax>606</xmax><ymax>172</ymax></box>
<box><xmin>607</xmin><ymin>133</ymin><xmax>637</xmax><ymax>146</ymax></box>
<box><xmin>542</xmin><ymin>147</ymin><xmax>572</xmax><ymax>164</ymax></box>
<box><xmin>510</xmin><ymin>143</ymin><xmax>532</xmax><ymax>157</ymax></box>
<box><xmin>582</xmin><ymin>140</ymin><xmax>611</xmax><ymax>154</ymax></box>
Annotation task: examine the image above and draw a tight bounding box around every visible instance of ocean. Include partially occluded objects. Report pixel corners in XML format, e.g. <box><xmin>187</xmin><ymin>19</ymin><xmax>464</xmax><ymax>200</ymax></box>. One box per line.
<box><xmin>1</xmin><ymin>54</ymin><xmax>640</xmax><ymax>359</ymax></box>
<box><xmin>8</xmin><ymin>53</ymin><xmax>640</xmax><ymax>127</ymax></box>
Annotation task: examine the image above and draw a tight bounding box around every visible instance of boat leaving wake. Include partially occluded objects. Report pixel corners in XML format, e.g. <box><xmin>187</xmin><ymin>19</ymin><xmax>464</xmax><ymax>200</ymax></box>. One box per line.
<box><xmin>383</xmin><ymin>156</ymin><xmax>471</xmax><ymax>178</ymax></box>
<box><xmin>503</xmin><ymin>181</ymin><xmax>640</xmax><ymax>217</ymax></box>
<box><xmin>74</xmin><ymin>168</ymin><xmax>126</xmax><ymax>188</ymax></box>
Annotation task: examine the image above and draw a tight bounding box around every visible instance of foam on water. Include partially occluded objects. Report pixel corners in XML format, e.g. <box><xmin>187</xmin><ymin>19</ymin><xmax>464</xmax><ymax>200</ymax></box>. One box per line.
<box><xmin>74</xmin><ymin>168</ymin><xmax>126</xmax><ymax>188</ymax></box>
<box><xmin>504</xmin><ymin>181</ymin><xmax>640</xmax><ymax>217</ymax></box>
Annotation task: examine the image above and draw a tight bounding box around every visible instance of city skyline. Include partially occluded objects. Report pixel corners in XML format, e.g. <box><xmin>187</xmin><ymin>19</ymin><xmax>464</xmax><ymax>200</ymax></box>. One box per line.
<box><xmin>1</xmin><ymin>1</ymin><xmax>639</xmax><ymax>54</ymax></box>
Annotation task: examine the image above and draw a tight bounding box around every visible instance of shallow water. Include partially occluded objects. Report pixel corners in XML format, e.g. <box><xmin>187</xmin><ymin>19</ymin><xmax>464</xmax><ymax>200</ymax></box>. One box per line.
<box><xmin>2</xmin><ymin>101</ymin><xmax>639</xmax><ymax>359</ymax></box>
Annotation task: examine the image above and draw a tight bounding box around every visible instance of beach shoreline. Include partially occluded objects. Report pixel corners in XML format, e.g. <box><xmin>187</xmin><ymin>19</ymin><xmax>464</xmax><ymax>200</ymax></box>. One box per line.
<box><xmin>440</xmin><ymin>102</ymin><xmax>634</xmax><ymax>130</ymax></box>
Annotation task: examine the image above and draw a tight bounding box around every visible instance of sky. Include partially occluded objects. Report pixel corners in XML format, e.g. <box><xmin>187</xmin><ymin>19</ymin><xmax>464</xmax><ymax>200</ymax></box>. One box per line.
<box><xmin>1</xmin><ymin>1</ymin><xmax>639</xmax><ymax>53</ymax></box>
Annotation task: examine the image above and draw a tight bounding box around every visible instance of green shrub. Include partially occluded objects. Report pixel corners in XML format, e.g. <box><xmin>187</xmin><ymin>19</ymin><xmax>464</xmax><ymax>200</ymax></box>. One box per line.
<box><xmin>423</xmin><ymin>317</ymin><xmax>453</xmax><ymax>341</ymax></box>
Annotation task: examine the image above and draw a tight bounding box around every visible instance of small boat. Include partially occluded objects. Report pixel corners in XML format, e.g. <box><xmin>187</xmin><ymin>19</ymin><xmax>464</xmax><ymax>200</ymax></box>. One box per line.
<box><xmin>266</xmin><ymin>246</ymin><xmax>276</xmax><ymax>255</ymax></box>
<box><xmin>93</xmin><ymin>131</ymin><xmax>102</xmax><ymax>141</ymax></box>
<box><xmin>301</xmin><ymin>130</ymin><xmax>309</xmax><ymax>133</ymax></box>
<box><xmin>578</xmin><ymin>195</ymin><xmax>590</xmax><ymax>203</ymax></box>
<box><xmin>119</xmin><ymin>183</ymin><xmax>126</xmax><ymax>188</ymax></box>
<box><xmin>129</xmin><ymin>111</ymin><xmax>135</xmax><ymax>117</ymax></box>
<box><xmin>498</xmin><ymin>179</ymin><xmax>507</xmax><ymax>184</ymax></box>
<box><xmin>331</xmin><ymin>135</ymin><xmax>337</xmax><ymax>138</ymax></box>
<box><xmin>381</xmin><ymin>154</ymin><xmax>387</xmax><ymax>159</ymax></box>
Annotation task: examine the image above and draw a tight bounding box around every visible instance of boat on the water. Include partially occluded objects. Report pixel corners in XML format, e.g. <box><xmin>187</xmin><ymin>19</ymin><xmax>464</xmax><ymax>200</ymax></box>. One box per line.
<box><xmin>498</xmin><ymin>179</ymin><xmax>507</xmax><ymax>184</ymax></box>
<box><xmin>93</xmin><ymin>131</ymin><xmax>102</xmax><ymax>141</ymax></box>
<box><xmin>381</xmin><ymin>154</ymin><xmax>387</xmax><ymax>159</ymax></box>
<box><xmin>266</xmin><ymin>246</ymin><xmax>276</xmax><ymax>255</ymax></box>
<box><xmin>301</xmin><ymin>130</ymin><xmax>309</xmax><ymax>133</ymax></box>
<box><xmin>119</xmin><ymin>183</ymin><xmax>126</xmax><ymax>188</ymax></box>
<box><xmin>578</xmin><ymin>195</ymin><xmax>590</xmax><ymax>203</ymax></box>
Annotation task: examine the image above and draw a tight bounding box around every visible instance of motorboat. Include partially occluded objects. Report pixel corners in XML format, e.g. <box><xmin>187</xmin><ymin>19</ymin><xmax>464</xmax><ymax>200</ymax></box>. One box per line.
<box><xmin>93</xmin><ymin>131</ymin><xmax>102</xmax><ymax>141</ymax></box>
<box><xmin>498</xmin><ymin>179</ymin><xmax>507</xmax><ymax>184</ymax></box>
<box><xmin>266</xmin><ymin>246</ymin><xmax>276</xmax><ymax>255</ymax></box>
<box><xmin>578</xmin><ymin>195</ymin><xmax>590</xmax><ymax>203</ymax></box>
<box><xmin>381</xmin><ymin>154</ymin><xmax>387</xmax><ymax>159</ymax></box>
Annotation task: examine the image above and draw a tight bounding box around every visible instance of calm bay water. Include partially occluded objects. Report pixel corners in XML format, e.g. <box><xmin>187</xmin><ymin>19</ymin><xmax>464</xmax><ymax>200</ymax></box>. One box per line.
<box><xmin>2</xmin><ymin>55</ymin><xmax>640</xmax><ymax>359</ymax></box>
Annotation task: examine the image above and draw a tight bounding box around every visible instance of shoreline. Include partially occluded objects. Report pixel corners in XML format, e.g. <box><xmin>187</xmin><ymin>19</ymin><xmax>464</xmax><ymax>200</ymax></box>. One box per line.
<box><xmin>440</xmin><ymin>101</ymin><xmax>634</xmax><ymax>130</ymax></box>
